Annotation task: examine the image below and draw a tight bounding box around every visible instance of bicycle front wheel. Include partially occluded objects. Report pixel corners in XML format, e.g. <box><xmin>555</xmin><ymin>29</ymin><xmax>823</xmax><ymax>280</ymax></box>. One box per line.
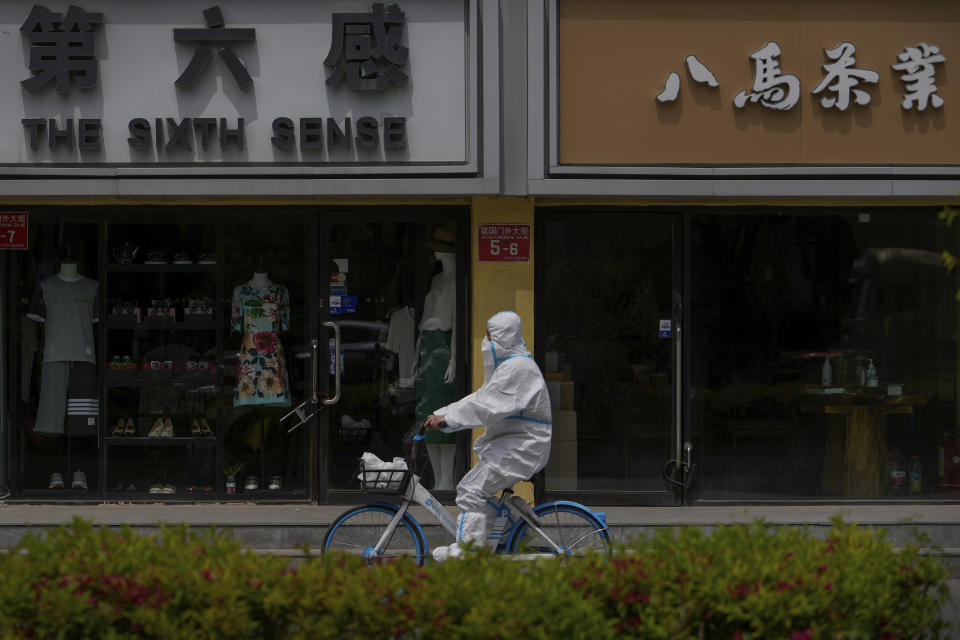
<box><xmin>323</xmin><ymin>504</ymin><xmax>427</xmax><ymax>565</ymax></box>
<box><xmin>507</xmin><ymin>501</ymin><xmax>611</xmax><ymax>557</ymax></box>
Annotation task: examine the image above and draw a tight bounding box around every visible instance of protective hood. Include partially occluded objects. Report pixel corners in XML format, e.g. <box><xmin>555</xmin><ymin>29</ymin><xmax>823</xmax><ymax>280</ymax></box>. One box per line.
<box><xmin>486</xmin><ymin>311</ymin><xmax>530</xmax><ymax>368</ymax></box>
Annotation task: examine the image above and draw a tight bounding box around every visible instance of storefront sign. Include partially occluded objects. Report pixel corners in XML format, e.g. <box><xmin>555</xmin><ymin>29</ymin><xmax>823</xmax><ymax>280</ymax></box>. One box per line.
<box><xmin>556</xmin><ymin>0</ymin><xmax>959</xmax><ymax>165</ymax></box>
<box><xmin>0</xmin><ymin>212</ymin><xmax>29</xmax><ymax>250</ymax></box>
<box><xmin>3</xmin><ymin>0</ymin><xmax>473</xmax><ymax>166</ymax></box>
<box><xmin>478</xmin><ymin>224</ymin><xmax>530</xmax><ymax>262</ymax></box>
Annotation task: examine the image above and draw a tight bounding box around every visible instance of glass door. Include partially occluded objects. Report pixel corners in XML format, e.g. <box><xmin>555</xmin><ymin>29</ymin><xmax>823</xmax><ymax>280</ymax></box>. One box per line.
<box><xmin>315</xmin><ymin>211</ymin><xmax>468</xmax><ymax>502</ymax></box>
<box><xmin>536</xmin><ymin>211</ymin><xmax>685</xmax><ymax>505</ymax></box>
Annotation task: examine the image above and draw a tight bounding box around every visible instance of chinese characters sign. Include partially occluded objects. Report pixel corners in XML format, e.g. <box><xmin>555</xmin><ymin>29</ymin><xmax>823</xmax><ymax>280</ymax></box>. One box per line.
<box><xmin>478</xmin><ymin>224</ymin><xmax>530</xmax><ymax>262</ymax></box>
<box><xmin>656</xmin><ymin>40</ymin><xmax>941</xmax><ymax>113</ymax></box>
<box><xmin>0</xmin><ymin>213</ymin><xmax>29</xmax><ymax>250</ymax></box>
<box><xmin>2</xmin><ymin>0</ymin><xmax>471</xmax><ymax>166</ymax></box>
<box><xmin>557</xmin><ymin>0</ymin><xmax>959</xmax><ymax>165</ymax></box>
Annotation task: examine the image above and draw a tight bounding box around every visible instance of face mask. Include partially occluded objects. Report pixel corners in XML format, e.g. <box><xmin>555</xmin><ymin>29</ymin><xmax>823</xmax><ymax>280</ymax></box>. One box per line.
<box><xmin>480</xmin><ymin>336</ymin><xmax>495</xmax><ymax>383</ymax></box>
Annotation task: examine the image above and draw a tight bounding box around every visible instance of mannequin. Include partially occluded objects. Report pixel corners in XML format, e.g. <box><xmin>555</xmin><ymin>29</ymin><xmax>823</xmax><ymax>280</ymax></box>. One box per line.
<box><xmin>414</xmin><ymin>247</ymin><xmax>457</xmax><ymax>490</ymax></box>
<box><xmin>232</xmin><ymin>268</ymin><xmax>291</xmax><ymax>407</ymax></box>
<box><xmin>27</xmin><ymin>250</ymin><xmax>99</xmax><ymax>489</ymax></box>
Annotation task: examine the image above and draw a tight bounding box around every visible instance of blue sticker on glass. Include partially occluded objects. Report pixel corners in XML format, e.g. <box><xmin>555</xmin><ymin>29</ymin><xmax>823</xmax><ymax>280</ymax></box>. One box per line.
<box><xmin>659</xmin><ymin>319</ymin><xmax>672</xmax><ymax>338</ymax></box>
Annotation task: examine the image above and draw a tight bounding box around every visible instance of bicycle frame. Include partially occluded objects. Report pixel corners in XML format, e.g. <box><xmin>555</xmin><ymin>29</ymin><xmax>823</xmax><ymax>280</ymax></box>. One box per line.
<box><xmin>371</xmin><ymin>470</ymin><xmax>565</xmax><ymax>558</ymax></box>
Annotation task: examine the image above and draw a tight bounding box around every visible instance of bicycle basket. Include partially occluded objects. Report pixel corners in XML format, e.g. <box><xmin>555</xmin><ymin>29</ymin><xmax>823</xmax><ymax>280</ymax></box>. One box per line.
<box><xmin>359</xmin><ymin>461</ymin><xmax>411</xmax><ymax>495</ymax></box>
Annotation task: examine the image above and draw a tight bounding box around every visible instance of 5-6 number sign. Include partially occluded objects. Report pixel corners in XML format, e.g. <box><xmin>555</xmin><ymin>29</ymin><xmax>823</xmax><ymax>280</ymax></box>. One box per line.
<box><xmin>478</xmin><ymin>223</ymin><xmax>530</xmax><ymax>262</ymax></box>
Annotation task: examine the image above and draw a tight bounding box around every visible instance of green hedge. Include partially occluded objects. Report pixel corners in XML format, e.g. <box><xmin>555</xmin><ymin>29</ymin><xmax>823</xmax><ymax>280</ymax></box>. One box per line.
<box><xmin>0</xmin><ymin>516</ymin><xmax>949</xmax><ymax>639</ymax></box>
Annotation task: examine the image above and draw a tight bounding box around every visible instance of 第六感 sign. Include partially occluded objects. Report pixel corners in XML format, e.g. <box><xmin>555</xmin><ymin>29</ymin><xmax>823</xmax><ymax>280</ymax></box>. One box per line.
<box><xmin>0</xmin><ymin>212</ymin><xmax>28</xmax><ymax>250</ymax></box>
<box><xmin>478</xmin><ymin>224</ymin><xmax>530</xmax><ymax>262</ymax></box>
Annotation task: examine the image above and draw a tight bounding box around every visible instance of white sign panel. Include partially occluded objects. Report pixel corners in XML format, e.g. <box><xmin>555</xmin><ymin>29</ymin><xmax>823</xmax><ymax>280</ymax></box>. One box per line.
<box><xmin>0</xmin><ymin>0</ymin><xmax>473</xmax><ymax>167</ymax></box>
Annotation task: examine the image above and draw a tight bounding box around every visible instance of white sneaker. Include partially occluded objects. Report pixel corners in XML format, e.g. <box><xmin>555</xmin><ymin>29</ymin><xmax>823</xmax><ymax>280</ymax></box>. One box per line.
<box><xmin>71</xmin><ymin>471</ymin><xmax>88</xmax><ymax>490</ymax></box>
<box><xmin>48</xmin><ymin>472</ymin><xmax>64</xmax><ymax>489</ymax></box>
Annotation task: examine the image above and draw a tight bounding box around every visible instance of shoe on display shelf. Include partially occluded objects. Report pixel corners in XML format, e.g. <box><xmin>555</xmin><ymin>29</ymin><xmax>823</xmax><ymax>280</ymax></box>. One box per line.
<box><xmin>71</xmin><ymin>471</ymin><xmax>88</xmax><ymax>490</ymax></box>
<box><xmin>110</xmin><ymin>419</ymin><xmax>125</xmax><ymax>437</ymax></box>
<box><xmin>48</xmin><ymin>472</ymin><xmax>64</xmax><ymax>489</ymax></box>
<box><xmin>161</xmin><ymin>484</ymin><xmax>175</xmax><ymax>494</ymax></box>
<box><xmin>149</xmin><ymin>484</ymin><xmax>162</xmax><ymax>494</ymax></box>
<box><xmin>147</xmin><ymin>418</ymin><xmax>164</xmax><ymax>437</ymax></box>
<box><xmin>161</xmin><ymin>418</ymin><xmax>174</xmax><ymax>438</ymax></box>
<box><xmin>244</xmin><ymin>476</ymin><xmax>258</xmax><ymax>491</ymax></box>
<box><xmin>268</xmin><ymin>476</ymin><xmax>282</xmax><ymax>490</ymax></box>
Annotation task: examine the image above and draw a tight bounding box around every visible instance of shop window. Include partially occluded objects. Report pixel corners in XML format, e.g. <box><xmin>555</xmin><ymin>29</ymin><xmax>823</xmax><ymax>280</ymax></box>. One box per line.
<box><xmin>536</xmin><ymin>214</ymin><xmax>675</xmax><ymax>493</ymax></box>
<box><xmin>692</xmin><ymin>209</ymin><xmax>958</xmax><ymax>500</ymax></box>
<box><xmin>16</xmin><ymin>219</ymin><xmax>100</xmax><ymax>493</ymax></box>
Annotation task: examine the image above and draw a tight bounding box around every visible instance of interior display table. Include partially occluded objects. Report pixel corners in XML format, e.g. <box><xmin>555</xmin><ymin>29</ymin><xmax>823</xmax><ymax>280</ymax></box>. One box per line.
<box><xmin>800</xmin><ymin>391</ymin><xmax>925</xmax><ymax>497</ymax></box>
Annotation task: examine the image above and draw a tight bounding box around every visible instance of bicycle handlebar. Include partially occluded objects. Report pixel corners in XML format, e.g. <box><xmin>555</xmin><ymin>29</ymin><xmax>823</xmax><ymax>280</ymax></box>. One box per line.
<box><xmin>410</xmin><ymin>420</ymin><xmax>446</xmax><ymax>476</ymax></box>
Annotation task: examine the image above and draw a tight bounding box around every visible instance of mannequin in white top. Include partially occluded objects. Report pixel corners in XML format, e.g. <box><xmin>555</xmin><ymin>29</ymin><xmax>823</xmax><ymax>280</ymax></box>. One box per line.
<box><xmin>415</xmin><ymin>250</ymin><xmax>457</xmax><ymax>490</ymax></box>
<box><xmin>58</xmin><ymin>258</ymin><xmax>82</xmax><ymax>282</ymax></box>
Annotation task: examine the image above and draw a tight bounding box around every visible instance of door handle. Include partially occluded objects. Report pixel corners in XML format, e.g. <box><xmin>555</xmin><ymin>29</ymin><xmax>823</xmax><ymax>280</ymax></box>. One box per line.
<box><xmin>663</xmin><ymin>441</ymin><xmax>697</xmax><ymax>489</ymax></box>
<box><xmin>322</xmin><ymin>321</ymin><xmax>341</xmax><ymax>405</ymax></box>
<box><xmin>310</xmin><ymin>339</ymin><xmax>319</xmax><ymax>401</ymax></box>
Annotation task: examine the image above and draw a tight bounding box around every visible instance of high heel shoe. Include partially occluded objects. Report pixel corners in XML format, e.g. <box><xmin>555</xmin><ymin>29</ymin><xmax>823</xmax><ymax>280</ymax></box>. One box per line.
<box><xmin>161</xmin><ymin>418</ymin><xmax>174</xmax><ymax>438</ymax></box>
<box><xmin>199</xmin><ymin>418</ymin><xmax>213</xmax><ymax>437</ymax></box>
<box><xmin>124</xmin><ymin>418</ymin><xmax>136</xmax><ymax>436</ymax></box>
<box><xmin>110</xmin><ymin>419</ymin><xmax>125</xmax><ymax>437</ymax></box>
<box><xmin>147</xmin><ymin>417</ymin><xmax>164</xmax><ymax>437</ymax></box>
<box><xmin>191</xmin><ymin>419</ymin><xmax>201</xmax><ymax>436</ymax></box>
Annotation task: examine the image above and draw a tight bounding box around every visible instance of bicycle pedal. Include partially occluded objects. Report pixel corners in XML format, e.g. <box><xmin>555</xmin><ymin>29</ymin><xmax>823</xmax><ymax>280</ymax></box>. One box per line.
<box><xmin>509</xmin><ymin>495</ymin><xmax>543</xmax><ymax>528</ymax></box>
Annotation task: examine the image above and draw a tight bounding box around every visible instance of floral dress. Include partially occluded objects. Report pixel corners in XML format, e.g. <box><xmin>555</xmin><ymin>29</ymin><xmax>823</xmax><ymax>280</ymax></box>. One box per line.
<box><xmin>231</xmin><ymin>282</ymin><xmax>291</xmax><ymax>407</ymax></box>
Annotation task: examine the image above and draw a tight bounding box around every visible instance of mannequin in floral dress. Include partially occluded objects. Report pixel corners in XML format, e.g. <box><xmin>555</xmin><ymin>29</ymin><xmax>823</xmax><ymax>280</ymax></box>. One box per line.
<box><xmin>232</xmin><ymin>271</ymin><xmax>291</xmax><ymax>407</ymax></box>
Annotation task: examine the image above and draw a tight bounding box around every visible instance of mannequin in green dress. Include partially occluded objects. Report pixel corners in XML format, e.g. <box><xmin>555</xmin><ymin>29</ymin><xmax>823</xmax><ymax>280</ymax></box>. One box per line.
<box><xmin>414</xmin><ymin>249</ymin><xmax>457</xmax><ymax>490</ymax></box>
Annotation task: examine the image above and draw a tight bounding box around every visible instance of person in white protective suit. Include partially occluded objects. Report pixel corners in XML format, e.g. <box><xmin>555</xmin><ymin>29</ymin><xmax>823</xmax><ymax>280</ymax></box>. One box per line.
<box><xmin>424</xmin><ymin>311</ymin><xmax>551</xmax><ymax>561</ymax></box>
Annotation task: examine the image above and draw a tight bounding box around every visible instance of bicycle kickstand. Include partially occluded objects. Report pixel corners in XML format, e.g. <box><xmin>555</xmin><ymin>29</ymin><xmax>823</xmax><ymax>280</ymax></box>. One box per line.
<box><xmin>281</xmin><ymin>392</ymin><xmax>326</xmax><ymax>433</ymax></box>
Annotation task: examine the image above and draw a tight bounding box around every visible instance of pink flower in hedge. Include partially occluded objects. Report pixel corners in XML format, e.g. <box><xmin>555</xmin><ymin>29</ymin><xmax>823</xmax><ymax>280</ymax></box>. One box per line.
<box><xmin>200</xmin><ymin>568</ymin><xmax>215</xmax><ymax>582</ymax></box>
<box><xmin>733</xmin><ymin>632</ymin><xmax>744</xmax><ymax>640</ymax></box>
<box><xmin>790</xmin><ymin>629</ymin><xmax>813</xmax><ymax>640</ymax></box>
<box><xmin>823</xmin><ymin>582</ymin><xmax>833</xmax><ymax>591</ymax></box>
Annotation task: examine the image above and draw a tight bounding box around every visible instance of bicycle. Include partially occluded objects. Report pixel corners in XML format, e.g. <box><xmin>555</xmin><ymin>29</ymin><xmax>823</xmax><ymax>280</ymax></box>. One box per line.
<box><xmin>322</xmin><ymin>422</ymin><xmax>611</xmax><ymax>564</ymax></box>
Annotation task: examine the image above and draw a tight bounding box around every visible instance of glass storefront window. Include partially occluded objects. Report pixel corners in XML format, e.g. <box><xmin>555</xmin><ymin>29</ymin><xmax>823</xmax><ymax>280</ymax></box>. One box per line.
<box><xmin>5</xmin><ymin>208</ymin><xmax>466</xmax><ymax>501</ymax></box>
<box><xmin>17</xmin><ymin>218</ymin><xmax>101</xmax><ymax>493</ymax></box>
<box><xmin>692</xmin><ymin>208</ymin><xmax>958</xmax><ymax>500</ymax></box>
<box><xmin>325</xmin><ymin>220</ymin><xmax>466</xmax><ymax>494</ymax></box>
<box><xmin>537</xmin><ymin>213</ymin><xmax>677</xmax><ymax>498</ymax></box>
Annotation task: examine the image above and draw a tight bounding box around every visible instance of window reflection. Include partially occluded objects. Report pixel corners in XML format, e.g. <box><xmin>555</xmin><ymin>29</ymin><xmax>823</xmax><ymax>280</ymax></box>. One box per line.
<box><xmin>693</xmin><ymin>209</ymin><xmax>957</xmax><ymax>499</ymax></box>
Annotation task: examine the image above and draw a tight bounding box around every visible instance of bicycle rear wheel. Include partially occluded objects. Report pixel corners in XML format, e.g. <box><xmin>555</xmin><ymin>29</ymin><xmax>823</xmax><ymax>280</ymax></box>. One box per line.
<box><xmin>323</xmin><ymin>503</ymin><xmax>427</xmax><ymax>565</ymax></box>
<box><xmin>507</xmin><ymin>501</ymin><xmax>610</xmax><ymax>556</ymax></box>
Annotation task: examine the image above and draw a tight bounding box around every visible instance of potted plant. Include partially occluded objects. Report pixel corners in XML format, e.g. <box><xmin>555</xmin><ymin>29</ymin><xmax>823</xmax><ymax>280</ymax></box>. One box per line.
<box><xmin>223</xmin><ymin>460</ymin><xmax>246</xmax><ymax>494</ymax></box>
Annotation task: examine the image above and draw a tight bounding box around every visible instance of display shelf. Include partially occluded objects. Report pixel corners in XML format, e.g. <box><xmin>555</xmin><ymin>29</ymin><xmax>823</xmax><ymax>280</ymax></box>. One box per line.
<box><xmin>105</xmin><ymin>374</ymin><xmax>217</xmax><ymax>388</ymax></box>
<box><xmin>107</xmin><ymin>263</ymin><xmax>216</xmax><ymax>273</ymax></box>
<box><xmin>107</xmin><ymin>319</ymin><xmax>216</xmax><ymax>331</ymax></box>
<box><xmin>104</xmin><ymin>437</ymin><xmax>216</xmax><ymax>446</ymax></box>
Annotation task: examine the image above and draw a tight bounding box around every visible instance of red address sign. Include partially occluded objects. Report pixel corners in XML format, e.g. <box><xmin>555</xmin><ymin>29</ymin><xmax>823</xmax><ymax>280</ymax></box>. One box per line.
<box><xmin>478</xmin><ymin>223</ymin><xmax>530</xmax><ymax>262</ymax></box>
<box><xmin>0</xmin><ymin>212</ymin><xmax>28</xmax><ymax>250</ymax></box>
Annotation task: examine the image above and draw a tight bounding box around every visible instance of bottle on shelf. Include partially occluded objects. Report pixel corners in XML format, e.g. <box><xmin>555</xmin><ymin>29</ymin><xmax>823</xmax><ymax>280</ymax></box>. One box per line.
<box><xmin>887</xmin><ymin>447</ymin><xmax>906</xmax><ymax>496</ymax></box>
<box><xmin>908</xmin><ymin>455</ymin><xmax>922</xmax><ymax>494</ymax></box>
<box><xmin>866</xmin><ymin>359</ymin><xmax>879</xmax><ymax>388</ymax></box>
<box><xmin>821</xmin><ymin>357</ymin><xmax>832</xmax><ymax>386</ymax></box>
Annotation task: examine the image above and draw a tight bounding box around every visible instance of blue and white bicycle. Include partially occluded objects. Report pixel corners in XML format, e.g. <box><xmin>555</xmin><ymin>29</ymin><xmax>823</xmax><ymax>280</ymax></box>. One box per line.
<box><xmin>322</xmin><ymin>422</ymin><xmax>611</xmax><ymax>564</ymax></box>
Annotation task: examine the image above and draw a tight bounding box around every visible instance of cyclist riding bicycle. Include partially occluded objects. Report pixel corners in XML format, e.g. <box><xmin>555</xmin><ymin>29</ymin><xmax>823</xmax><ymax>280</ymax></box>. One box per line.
<box><xmin>424</xmin><ymin>311</ymin><xmax>552</xmax><ymax>560</ymax></box>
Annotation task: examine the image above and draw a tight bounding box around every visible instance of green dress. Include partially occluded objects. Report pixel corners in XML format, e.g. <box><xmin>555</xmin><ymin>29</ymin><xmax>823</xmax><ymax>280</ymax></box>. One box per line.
<box><xmin>415</xmin><ymin>329</ymin><xmax>456</xmax><ymax>444</ymax></box>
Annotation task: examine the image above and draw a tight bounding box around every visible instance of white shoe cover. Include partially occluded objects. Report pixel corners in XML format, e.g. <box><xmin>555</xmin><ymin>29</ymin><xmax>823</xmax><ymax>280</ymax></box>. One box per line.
<box><xmin>432</xmin><ymin>512</ymin><xmax>488</xmax><ymax>562</ymax></box>
<box><xmin>458</xmin><ymin>512</ymin><xmax>488</xmax><ymax>545</ymax></box>
<box><xmin>431</xmin><ymin>542</ymin><xmax>465</xmax><ymax>562</ymax></box>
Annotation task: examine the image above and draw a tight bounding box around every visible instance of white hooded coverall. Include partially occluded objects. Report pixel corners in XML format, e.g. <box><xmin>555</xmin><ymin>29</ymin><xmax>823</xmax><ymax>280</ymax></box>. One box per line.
<box><xmin>431</xmin><ymin>311</ymin><xmax>552</xmax><ymax>557</ymax></box>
